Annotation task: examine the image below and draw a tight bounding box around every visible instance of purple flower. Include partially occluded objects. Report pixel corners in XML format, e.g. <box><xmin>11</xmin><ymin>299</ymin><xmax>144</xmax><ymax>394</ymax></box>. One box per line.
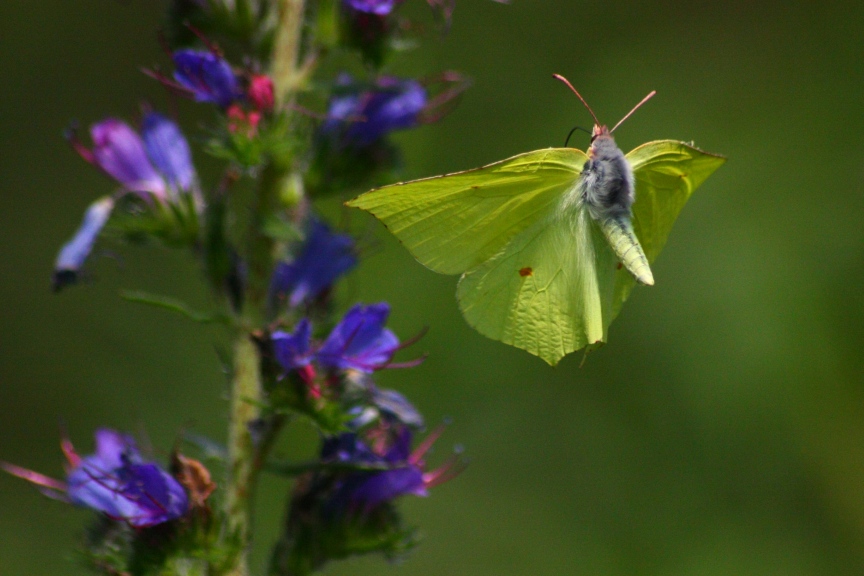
<box><xmin>340</xmin><ymin>427</ymin><xmax>426</xmax><ymax>507</ymax></box>
<box><xmin>317</xmin><ymin>303</ymin><xmax>400</xmax><ymax>372</ymax></box>
<box><xmin>272</xmin><ymin>318</ymin><xmax>314</xmax><ymax>372</ymax></box>
<box><xmin>66</xmin><ymin>430</ymin><xmax>188</xmax><ymax>527</ymax></box>
<box><xmin>271</xmin><ymin>221</ymin><xmax>357</xmax><ymax>308</ymax></box>
<box><xmin>271</xmin><ymin>304</ymin><xmax>420</xmax><ymax>383</ymax></box>
<box><xmin>141</xmin><ymin>112</ymin><xmax>196</xmax><ymax>192</ymax></box>
<box><xmin>172</xmin><ymin>49</ymin><xmax>239</xmax><ymax>108</ymax></box>
<box><xmin>343</xmin><ymin>0</ymin><xmax>403</xmax><ymax>15</ymax></box>
<box><xmin>71</xmin><ymin>113</ymin><xmax>197</xmax><ymax>201</ymax></box>
<box><xmin>321</xmin><ymin>75</ymin><xmax>427</xmax><ymax>147</ymax></box>
<box><xmin>56</xmin><ymin>113</ymin><xmax>198</xmax><ymax>289</ymax></box>
<box><xmin>370</xmin><ymin>387</ymin><xmax>425</xmax><ymax>428</ymax></box>
<box><xmin>52</xmin><ymin>196</ymin><xmax>114</xmax><ymax>291</ymax></box>
<box><xmin>325</xmin><ymin>426</ymin><xmax>459</xmax><ymax>511</ymax></box>
<box><xmin>85</xmin><ymin>119</ymin><xmax>167</xmax><ymax>197</ymax></box>
<box><xmin>345</xmin><ymin>466</ymin><xmax>426</xmax><ymax>507</ymax></box>
<box><xmin>321</xmin><ymin>433</ymin><xmax>381</xmax><ymax>465</ymax></box>
<box><xmin>1</xmin><ymin>429</ymin><xmax>188</xmax><ymax>528</ymax></box>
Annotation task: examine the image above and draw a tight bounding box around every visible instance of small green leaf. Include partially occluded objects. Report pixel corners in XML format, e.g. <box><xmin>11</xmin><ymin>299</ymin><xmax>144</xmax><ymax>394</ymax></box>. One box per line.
<box><xmin>120</xmin><ymin>290</ymin><xmax>231</xmax><ymax>325</ymax></box>
<box><xmin>183</xmin><ymin>432</ymin><xmax>228</xmax><ymax>461</ymax></box>
<box><xmin>261</xmin><ymin>214</ymin><xmax>303</xmax><ymax>242</ymax></box>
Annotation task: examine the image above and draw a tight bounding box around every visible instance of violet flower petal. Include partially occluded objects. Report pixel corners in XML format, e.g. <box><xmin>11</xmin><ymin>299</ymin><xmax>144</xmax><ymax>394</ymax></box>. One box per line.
<box><xmin>321</xmin><ymin>433</ymin><xmax>380</xmax><ymax>465</ymax></box>
<box><xmin>316</xmin><ymin>303</ymin><xmax>400</xmax><ymax>372</ymax></box>
<box><xmin>320</xmin><ymin>430</ymin><xmax>443</xmax><ymax>514</ymax></box>
<box><xmin>322</xmin><ymin>75</ymin><xmax>427</xmax><ymax>147</ymax></box>
<box><xmin>116</xmin><ymin>462</ymin><xmax>189</xmax><ymax>527</ymax></box>
<box><xmin>90</xmin><ymin>119</ymin><xmax>166</xmax><ymax>197</ymax></box>
<box><xmin>53</xmin><ymin>196</ymin><xmax>115</xmax><ymax>291</ymax></box>
<box><xmin>347</xmin><ymin>77</ymin><xmax>426</xmax><ymax>145</ymax></box>
<box><xmin>345</xmin><ymin>466</ymin><xmax>427</xmax><ymax>508</ymax></box>
<box><xmin>172</xmin><ymin>49</ymin><xmax>239</xmax><ymax>108</ymax></box>
<box><xmin>141</xmin><ymin>112</ymin><xmax>196</xmax><ymax>193</ymax></box>
<box><xmin>68</xmin><ymin>461</ymin><xmax>187</xmax><ymax>527</ymax></box>
<box><xmin>382</xmin><ymin>424</ymin><xmax>413</xmax><ymax>463</ymax></box>
<box><xmin>271</xmin><ymin>221</ymin><xmax>357</xmax><ymax>307</ymax></box>
<box><xmin>272</xmin><ymin>318</ymin><xmax>314</xmax><ymax>372</ymax></box>
<box><xmin>66</xmin><ymin>429</ymin><xmax>188</xmax><ymax>527</ymax></box>
<box><xmin>92</xmin><ymin>428</ymin><xmax>140</xmax><ymax>469</ymax></box>
<box><xmin>371</xmin><ymin>388</ymin><xmax>425</xmax><ymax>429</ymax></box>
<box><xmin>343</xmin><ymin>0</ymin><xmax>402</xmax><ymax>15</ymax></box>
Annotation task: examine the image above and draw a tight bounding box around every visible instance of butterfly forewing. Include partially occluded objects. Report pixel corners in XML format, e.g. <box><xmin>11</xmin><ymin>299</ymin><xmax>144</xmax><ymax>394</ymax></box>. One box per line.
<box><xmin>347</xmin><ymin>149</ymin><xmax>587</xmax><ymax>275</ymax></box>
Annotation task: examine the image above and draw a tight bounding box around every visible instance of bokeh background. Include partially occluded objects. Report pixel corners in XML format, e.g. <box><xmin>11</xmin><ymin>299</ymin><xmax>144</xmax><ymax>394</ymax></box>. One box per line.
<box><xmin>3</xmin><ymin>0</ymin><xmax>864</xmax><ymax>574</ymax></box>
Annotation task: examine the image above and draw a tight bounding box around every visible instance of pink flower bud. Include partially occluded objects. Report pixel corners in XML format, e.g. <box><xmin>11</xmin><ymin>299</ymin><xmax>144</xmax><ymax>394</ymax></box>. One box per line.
<box><xmin>248</xmin><ymin>74</ymin><xmax>275</xmax><ymax>112</ymax></box>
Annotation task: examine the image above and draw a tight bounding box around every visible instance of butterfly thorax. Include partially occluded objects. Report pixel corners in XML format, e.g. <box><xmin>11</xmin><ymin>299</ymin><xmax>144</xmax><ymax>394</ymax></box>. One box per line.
<box><xmin>579</xmin><ymin>131</ymin><xmax>635</xmax><ymax>221</ymax></box>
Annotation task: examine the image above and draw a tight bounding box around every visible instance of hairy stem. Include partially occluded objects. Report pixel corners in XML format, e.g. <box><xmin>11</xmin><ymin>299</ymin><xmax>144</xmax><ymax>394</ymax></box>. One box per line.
<box><xmin>222</xmin><ymin>1</ymin><xmax>307</xmax><ymax>574</ymax></box>
<box><xmin>272</xmin><ymin>0</ymin><xmax>307</xmax><ymax>107</ymax></box>
<box><xmin>224</xmin><ymin>333</ymin><xmax>263</xmax><ymax>576</ymax></box>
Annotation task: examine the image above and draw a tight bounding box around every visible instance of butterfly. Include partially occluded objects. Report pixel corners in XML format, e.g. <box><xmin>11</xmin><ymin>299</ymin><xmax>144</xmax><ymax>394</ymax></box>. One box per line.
<box><xmin>347</xmin><ymin>75</ymin><xmax>725</xmax><ymax>365</ymax></box>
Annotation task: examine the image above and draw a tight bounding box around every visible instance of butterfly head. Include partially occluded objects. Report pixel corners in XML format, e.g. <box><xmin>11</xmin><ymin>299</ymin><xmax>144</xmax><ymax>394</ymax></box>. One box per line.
<box><xmin>590</xmin><ymin>124</ymin><xmax>611</xmax><ymax>143</ymax></box>
<box><xmin>588</xmin><ymin>126</ymin><xmax>620</xmax><ymax>158</ymax></box>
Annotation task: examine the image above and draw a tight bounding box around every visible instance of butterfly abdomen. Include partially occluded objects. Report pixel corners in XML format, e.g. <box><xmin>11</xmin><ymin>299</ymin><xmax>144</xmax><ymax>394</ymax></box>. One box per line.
<box><xmin>599</xmin><ymin>215</ymin><xmax>654</xmax><ymax>285</ymax></box>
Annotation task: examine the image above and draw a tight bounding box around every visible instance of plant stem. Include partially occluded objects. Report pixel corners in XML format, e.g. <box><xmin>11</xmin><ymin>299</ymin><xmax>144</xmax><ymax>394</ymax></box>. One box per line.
<box><xmin>224</xmin><ymin>332</ymin><xmax>263</xmax><ymax>576</ymax></box>
<box><xmin>222</xmin><ymin>2</ymin><xmax>306</xmax><ymax>574</ymax></box>
<box><xmin>272</xmin><ymin>0</ymin><xmax>307</xmax><ymax>107</ymax></box>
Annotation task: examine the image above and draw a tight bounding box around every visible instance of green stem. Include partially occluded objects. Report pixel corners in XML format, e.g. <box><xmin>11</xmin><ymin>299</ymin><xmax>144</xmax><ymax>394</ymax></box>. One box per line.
<box><xmin>223</xmin><ymin>332</ymin><xmax>263</xmax><ymax>576</ymax></box>
<box><xmin>271</xmin><ymin>0</ymin><xmax>307</xmax><ymax>107</ymax></box>
<box><xmin>221</xmin><ymin>1</ymin><xmax>306</xmax><ymax>574</ymax></box>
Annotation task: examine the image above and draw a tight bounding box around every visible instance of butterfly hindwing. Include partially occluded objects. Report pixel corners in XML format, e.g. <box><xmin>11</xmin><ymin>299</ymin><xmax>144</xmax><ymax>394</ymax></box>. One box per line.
<box><xmin>458</xmin><ymin>206</ymin><xmax>620</xmax><ymax>365</ymax></box>
<box><xmin>611</xmin><ymin>141</ymin><xmax>727</xmax><ymax>316</ymax></box>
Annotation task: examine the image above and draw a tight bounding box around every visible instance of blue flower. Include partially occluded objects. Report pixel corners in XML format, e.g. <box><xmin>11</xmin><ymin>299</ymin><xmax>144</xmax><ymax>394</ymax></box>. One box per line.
<box><xmin>71</xmin><ymin>113</ymin><xmax>197</xmax><ymax>201</ymax></box>
<box><xmin>343</xmin><ymin>0</ymin><xmax>403</xmax><ymax>15</ymax></box>
<box><xmin>57</xmin><ymin>113</ymin><xmax>198</xmax><ymax>289</ymax></box>
<box><xmin>79</xmin><ymin>118</ymin><xmax>167</xmax><ymax>198</ymax></box>
<box><xmin>271</xmin><ymin>221</ymin><xmax>357</xmax><ymax>308</ymax></box>
<box><xmin>343</xmin><ymin>466</ymin><xmax>426</xmax><ymax>508</ymax></box>
<box><xmin>317</xmin><ymin>303</ymin><xmax>401</xmax><ymax>372</ymax></box>
<box><xmin>172</xmin><ymin>49</ymin><xmax>239</xmax><ymax>108</ymax></box>
<box><xmin>346</xmin><ymin>375</ymin><xmax>426</xmax><ymax>429</ymax></box>
<box><xmin>324</xmin><ymin>425</ymin><xmax>459</xmax><ymax>512</ymax></box>
<box><xmin>369</xmin><ymin>387</ymin><xmax>425</xmax><ymax>428</ymax></box>
<box><xmin>272</xmin><ymin>304</ymin><xmax>417</xmax><ymax>384</ymax></box>
<box><xmin>141</xmin><ymin>112</ymin><xmax>196</xmax><ymax>193</ymax></box>
<box><xmin>1</xmin><ymin>429</ymin><xmax>188</xmax><ymax>528</ymax></box>
<box><xmin>52</xmin><ymin>197</ymin><xmax>114</xmax><ymax>291</ymax></box>
<box><xmin>272</xmin><ymin>318</ymin><xmax>315</xmax><ymax>372</ymax></box>
<box><xmin>321</xmin><ymin>433</ymin><xmax>381</xmax><ymax>465</ymax></box>
<box><xmin>321</xmin><ymin>75</ymin><xmax>427</xmax><ymax>147</ymax></box>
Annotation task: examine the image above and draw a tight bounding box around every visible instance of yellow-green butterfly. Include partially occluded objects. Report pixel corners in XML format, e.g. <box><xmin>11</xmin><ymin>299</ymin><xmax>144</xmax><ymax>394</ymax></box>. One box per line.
<box><xmin>347</xmin><ymin>75</ymin><xmax>725</xmax><ymax>365</ymax></box>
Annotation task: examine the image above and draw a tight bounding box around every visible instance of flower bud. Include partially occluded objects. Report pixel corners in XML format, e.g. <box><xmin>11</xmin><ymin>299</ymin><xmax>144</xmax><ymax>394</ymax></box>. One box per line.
<box><xmin>172</xmin><ymin>49</ymin><xmax>239</xmax><ymax>108</ymax></box>
<box><xmin>247</xmin><ymin>74</ymin><xmax>275</xmax><ymax>112</ymax></box>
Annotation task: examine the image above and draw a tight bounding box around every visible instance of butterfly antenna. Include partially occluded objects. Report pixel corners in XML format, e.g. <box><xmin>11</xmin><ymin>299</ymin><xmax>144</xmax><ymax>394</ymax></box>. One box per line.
<box><xmin>552</xmin><ymin>74</ymin><xmax>600</xmax><ymax>127</ymax></box>
<box><xmin>610</xmin><ymin>90</ymin><xmax>656</xmax><ymax>133</ymax></box>
<box><xmin>564</xmin><ymin>126</ymin><xmax>591</xmax><ymax>147</ymax></box>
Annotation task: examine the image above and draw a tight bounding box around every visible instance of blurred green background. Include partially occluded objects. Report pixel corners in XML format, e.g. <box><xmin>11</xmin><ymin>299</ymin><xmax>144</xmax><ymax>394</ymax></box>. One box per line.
<box><xmin>3</xmin><ymin>0</ymin><xmax>864</xmax><ymax>574</ymax></box>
